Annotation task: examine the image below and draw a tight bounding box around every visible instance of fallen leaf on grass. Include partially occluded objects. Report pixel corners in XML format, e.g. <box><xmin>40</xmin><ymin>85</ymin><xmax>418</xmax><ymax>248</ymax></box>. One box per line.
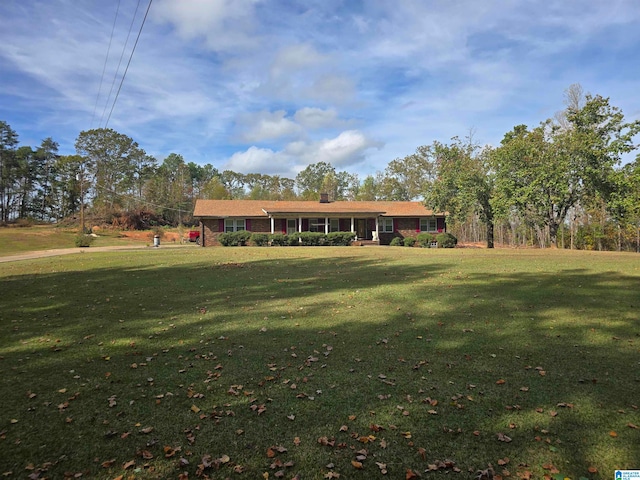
<box><xmin>497</xmin><ymin>433</ymin><xmax>512</xmax><ymax>443</ymax></box>
<box><xmin>139</xmin><ymin>426</ymin><xmax>154</xmax><ymax>434</ymax></box>
<box><xmin>351</xmin><ymin>460</ymin><xmax>363</xmax><ymax>469</ymax></box>
<box><xmin>609</xmin><ymin>431</ymin><xmax>618</xmax><ymax>437</ymax></box>
<box><xmin>122</xmin><ymin>460</ymin><xmax>135</xmax><ymax>470</ymax></box>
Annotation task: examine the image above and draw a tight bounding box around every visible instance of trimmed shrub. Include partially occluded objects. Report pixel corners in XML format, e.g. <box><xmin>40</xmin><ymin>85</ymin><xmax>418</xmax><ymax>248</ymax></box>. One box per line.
<box><xmin>218</xmin><ymin>230</ymin><xmax>251</xmax><ymax>246</ymax></box>
<box><xmin>250</xmin><ymin>233</ymin><xmax>269</xmax><ymax>246</ymax></box>
<box><xmin>269</xmin><ymin>233</ymin><xmax>287</xmax><ymax>246</ymax></box>
<box><xmin>299</xmin><ymin>232</ymin><xmax>326</xmax><ymax>246</ymax></box>
<box><xmin>403</xmin><ymin>236</ymin><xmax>416</xmax><ymax>247</ymax></box>
<box><xmin>74</xmin><ymin>234</ymin><xmax>95</xmax><ymax>247</ymax></box>
<box><xmin>327</xmin><ymin>231</ymin><xmax>356</xmax><ymax>246</ymax></box>
<box><xmin>436</xmin><ymin>232</ymin><xmax>457</xmax><ymax>248</ymax></box>
<box><xmin>389</xmin><ymin>236</ymin><xmax>403</xmax><ymax>246</ymax></box>
<box><xmin>286</xmin><ymin>234</ymin><xmax>300</xmax><ymax>246</ymax></box>
<box><xmin>217</xmin><ymin>232</ymin><xmax>232</xmax><ymax>246</ymax></box>
<box><xmin>416</xmin><ymin>232</ymin><xmax>435</xmax><ymax>248</ymax></box>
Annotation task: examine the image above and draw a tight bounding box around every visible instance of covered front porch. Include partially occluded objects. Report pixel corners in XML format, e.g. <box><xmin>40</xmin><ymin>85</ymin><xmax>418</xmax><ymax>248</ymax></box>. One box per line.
<box><xmin>266</xmin><ymin>216</ymin><xmax>380</xmax><ymax>242</ymax></box>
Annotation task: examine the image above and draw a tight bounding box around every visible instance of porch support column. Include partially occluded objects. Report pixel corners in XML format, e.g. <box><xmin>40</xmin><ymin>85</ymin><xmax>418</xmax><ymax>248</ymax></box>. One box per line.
<box><xmin>299</xmin><ymin>216</ymin><xmax>302</xmax><ymax>233</ymax></box>
<box><xmin>351</xmin><ymin>217</ymin><xmax>355</xmax><ymax>239</ymax></box>
<box><xmin>270</xmin><ymin>216</ymin><xmax>275</xmax><ymax>234</ymax></box>
<box><xmin>375</xmin><ymin>216</ymin><xmax>379</xmax><ymax>240</ymax></box>
<box><xmin>325</xmin><ymin>217</ymin><xmax>329</xmax><ymax>234</ymax></box>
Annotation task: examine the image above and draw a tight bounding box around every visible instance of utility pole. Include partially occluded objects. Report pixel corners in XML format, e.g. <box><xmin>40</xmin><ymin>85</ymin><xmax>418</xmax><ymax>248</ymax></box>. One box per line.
<box><xmin>77</xmin><ymin>168</ymin><xmax>85</xmax><ymax>234</ymax></box>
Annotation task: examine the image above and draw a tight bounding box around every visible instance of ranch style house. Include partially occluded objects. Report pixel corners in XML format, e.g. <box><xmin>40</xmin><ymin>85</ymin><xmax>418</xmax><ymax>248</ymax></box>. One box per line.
<box><xmin>193</xmin><ymin>197</ymin><xmax>446</xmax><ymax>246</ymax></box>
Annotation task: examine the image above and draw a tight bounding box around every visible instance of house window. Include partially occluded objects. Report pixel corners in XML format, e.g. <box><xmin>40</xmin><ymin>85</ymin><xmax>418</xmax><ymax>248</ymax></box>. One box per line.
<box><xmin>329</xmin><ymin>218</ymin><xmax>340</xmax><ymax>232</ymax></box>
<box><xmin>420</xmin><ymin>218</ymin><xmax>437</xmax><ymax>232</ymax></box>
<box><xmin>309</xmin><ymin>218</ymin><xmax>325</xmax><ymax>232</ymax></box>
<box><xmin>380</xmin><ymin>218</ymin><xmax>393</xmax><ymax>233</ymax></box>
<box><xmin>287</xmin><ymin>219</ymin><xmax>297</xmax><ymax>235</ymax></box>
<box><xmin>225</xmin><ymin>219</ymin><xmax>246</xmax><ymax>232</ymax></box>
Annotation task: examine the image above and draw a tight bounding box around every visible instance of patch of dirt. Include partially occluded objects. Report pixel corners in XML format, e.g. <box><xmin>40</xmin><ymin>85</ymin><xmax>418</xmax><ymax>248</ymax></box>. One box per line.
<box><xmin>118</xmin><ymin>230</ymin><xmax>183</xmax><ymax>242</ymax></box>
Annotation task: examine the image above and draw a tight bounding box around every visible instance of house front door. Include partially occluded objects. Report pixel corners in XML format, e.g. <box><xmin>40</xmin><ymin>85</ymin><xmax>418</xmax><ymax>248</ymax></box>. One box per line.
<box><xmin>356</xmin><ymin>219</ymin><xmax>367</xmax><ymax>239</ymax></box>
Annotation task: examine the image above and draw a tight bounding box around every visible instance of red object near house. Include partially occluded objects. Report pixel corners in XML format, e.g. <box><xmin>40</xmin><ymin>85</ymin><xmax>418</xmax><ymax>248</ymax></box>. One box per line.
<box><xmin>188</xmin><ymin>230</ymin><xmax>200</xmax><ymax>243</ymax></box>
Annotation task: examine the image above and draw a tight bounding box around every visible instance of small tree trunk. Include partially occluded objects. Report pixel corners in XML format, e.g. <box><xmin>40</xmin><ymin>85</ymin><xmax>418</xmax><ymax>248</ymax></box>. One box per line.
<box><xmin>486</xmin><ymin>220</ymin><xmax>494</xmax><ymax>249</ymax></box>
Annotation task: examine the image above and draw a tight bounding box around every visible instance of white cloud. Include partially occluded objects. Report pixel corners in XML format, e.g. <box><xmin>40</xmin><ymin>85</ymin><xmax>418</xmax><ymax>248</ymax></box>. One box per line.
<box><xmin>225</xmin><ymin>130</ymin><xmax>383</xmax><ymax>176</ymax></box>
<box><xmin>235</xmin><ymin>110</ymin><xmax>302</xmax><ymax>142</ymax></box>
<box><xmin>225</xmin><ymin>146</ymin><xmax>284</xmax><ymax>174</ymax></box>
<box><xmin>294</xmin><ymin>107</ymin><xmax>340</xmax><ymax>129</ymax></box>
<box><xmin>152</xmin><ymin>0</ymin><xmax>262</xmax><ymax>52</ymax></box>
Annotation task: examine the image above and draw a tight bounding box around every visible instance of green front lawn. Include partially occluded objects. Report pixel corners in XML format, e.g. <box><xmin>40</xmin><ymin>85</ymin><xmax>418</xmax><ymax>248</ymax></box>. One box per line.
<box><xmin>0</xmin><ymin>225</ymin><xmax>158</xmax><ymax>256</ymax></box>
<box><xmin>0</xmin><ymin>247</ymin><xmax>638</xmax><ymax>479</ymax></box>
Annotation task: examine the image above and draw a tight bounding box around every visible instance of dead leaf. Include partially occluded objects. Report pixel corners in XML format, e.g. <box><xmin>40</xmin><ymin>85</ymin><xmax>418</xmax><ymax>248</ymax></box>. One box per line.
<box><xmin>351</xmin><ymin>460</ymin><xmax>363</xmax><ymax>469</ymax></box>
<box><xmin>609</xmin><ymin>431</ymin><xmax>618</xmax><ymax>437</ymax></box>
<box><xmin>122</xmin><ymin>460</ymin><xmax>135</xmax><ymax>470</ymax></box>
<box><xmin>406</xmin><ymin>468</ymin><xmax>418</xmax><ymax>479</ymax></box>
<box><xmin>497</xmin><ymin>433</ymin><xmax>512</xmax><ymax>443</ymax></box>
<box><xmin>496</xmin><ymin>379</ymin><xmax>506</xmax><ymax>385</ymax></box>
<box><xmin>139</xmin><ymin>426</ymin><xmax>154</xmax><ymax>434</ymax></box>
<box><xmin>293</xmin><ymin>437</ymin><xmax>301</xmax><ymax>446</ymax></box>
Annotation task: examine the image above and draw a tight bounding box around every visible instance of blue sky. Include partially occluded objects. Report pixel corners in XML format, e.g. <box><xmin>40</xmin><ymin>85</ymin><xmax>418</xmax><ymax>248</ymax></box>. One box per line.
<box><xmin>1</xmin><ymin>0</ymin><xmax>639</xmax><ymax>178</ymax></box>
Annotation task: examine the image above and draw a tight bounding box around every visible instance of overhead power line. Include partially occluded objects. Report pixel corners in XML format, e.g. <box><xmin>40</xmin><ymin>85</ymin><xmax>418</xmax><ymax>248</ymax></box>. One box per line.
<box><xmin>105</xmin><ymin>0</ymin><xmax>154</xmax><ymax>128</ymax></box>
<box><xmin>90</xmin><ymin>0</ymin><xmax>121</xmax><ymax>129</ymax></box>
<box><xmin>99</xmin><ymin>0</ymin><xmax>143</xmax><ymax>127</ymax></box>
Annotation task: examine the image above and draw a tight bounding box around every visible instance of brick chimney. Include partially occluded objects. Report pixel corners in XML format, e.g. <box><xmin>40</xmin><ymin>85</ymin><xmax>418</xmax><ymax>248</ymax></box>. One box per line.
<box><xmin>319</xmin><ymin>192</ymin><xmax>329</xmax><ymax>203</ymax></box>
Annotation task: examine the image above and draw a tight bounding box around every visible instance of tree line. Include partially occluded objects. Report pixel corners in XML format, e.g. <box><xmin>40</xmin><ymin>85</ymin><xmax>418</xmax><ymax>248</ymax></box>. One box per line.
<box><xmin>1</xmin><ymin>85</ymin><xmax>638</xmax><ymax>250</ymax></box>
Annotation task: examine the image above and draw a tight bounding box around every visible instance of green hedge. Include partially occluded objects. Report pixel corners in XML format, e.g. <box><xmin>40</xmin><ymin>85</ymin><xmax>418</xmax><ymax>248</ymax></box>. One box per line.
<box><xmin>389</xmin><ymin>237</ymin><xmax>403</xmax><ymax>246</ymax></box>
<box><xmin>250</xmin><ymin>233</ymin><xmax>269</xmax><ymax>246</ymax></box>
<box><xmin>298</xmin><ymin>232</ymin><xmax>326</xmax><ymax>246</ymax></box>
<box><xmin>416</xmin><ymin>232</ymin><xmax>435</xmax><ymax>248</ymax></box>
<box><xmin>436</xmin><ymin>232</ymin><xmax>457</xmax><ymax>248</ymax></box>
<box><xmin>327</xmin><ymin>231</ymin><xmax>356</xmax><ymax>246</ymax></box>
<box><xmin>403</xmin><ymin>236</ymin><xmax>416</xmax><ymax>247</ymax></box>
<box><xmin>222</xmin><ymin>231</ymin><xmax>357</xmax><ymax>246</ymax></box>
<box><xmin>74</xmin><ymin>234</ymin><xmax>95</xmax><ymax>247</ymax></box>
<box><xmin>269</xmin><ymin>233</ymin><xmax>287</xmax><ymax>246</ymax></box>
<box><xmin>218</xmin><ymin>230</ymin><xmax>251</xmax><ymax>246</ymax></box>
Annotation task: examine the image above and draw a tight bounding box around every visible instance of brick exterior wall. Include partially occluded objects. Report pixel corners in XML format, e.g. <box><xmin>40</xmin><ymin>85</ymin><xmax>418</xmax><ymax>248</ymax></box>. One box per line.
<box><xmin>200</xmin><ymin>216</ymin><xmax>445</xmax><ymax>246</ymax></box>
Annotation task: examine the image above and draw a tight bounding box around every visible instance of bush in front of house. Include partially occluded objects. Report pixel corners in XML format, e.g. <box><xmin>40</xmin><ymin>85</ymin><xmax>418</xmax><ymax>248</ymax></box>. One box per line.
<box><xmin>436</xmin><ymin>232</ymin><xmax>457</xmax><ymax>248</ymax></box>
<box><xmin>250</xmin><ymin>233</ymin><xmax>269</xmax><ymax>246</ymax></box>
<box><xmin>327</xmin><ymin>231</ymin><xmax>356</xmax><ymax>246</ymax></box>
<box><xmin>269</xmin><ymin>233</ymin><xmax>287</xmax><ymax>246</ymax></box>
<box><xmin>403</xmin><ymin>236</ymin><xmax>416</xmax><ymax>247</ymax></box>
<box><xmin>416</xmin><ymin>232</ymin><xmax>435</xmax><ymax>248</ymax></box>
<box><xmin>218</xmin><ymin>230</ymin><xmax>251</xmax><ymax>246</ymax></box>
<box><xmin>298</xmin><ymin>232</ymin><xmax>326</xmax><ymax>246</ymax></box>
<box><xmin>286</xmin><ymin>234</ymin><xmax>300</xmax><ymax>246</ymax></box>
<box><xmin>389</xmin><ymin>236</ymin><xmax>403</xmax><ymax>246</ymax></box>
